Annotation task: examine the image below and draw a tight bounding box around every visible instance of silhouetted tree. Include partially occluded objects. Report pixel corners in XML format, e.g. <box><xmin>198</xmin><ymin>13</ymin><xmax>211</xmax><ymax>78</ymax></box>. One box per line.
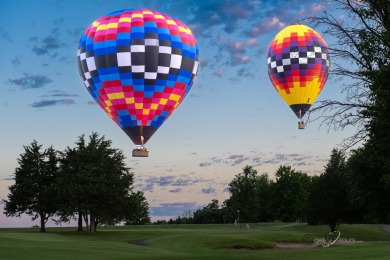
<box><xmin>225</xmin><ymin>166</ymin><xmax>262</xmax><ymax>223</ymax></box>
<box><xmin>57</xmin><ymin>133</ymin><xmax>148</xmax><ymax>234</ymax></box>
<box><xmin>123</xmin><ymin>191</ymin><xmax>151</xmax><ymax>225</ymax></box>
<box><xmin>255</xmin><ymin>173</ymin><xmax>273</xmax><ymax>222</ymax></box>
<box><xmin>307</xmin><ymin>149</ymin><xmax>348</xmax><ymax>231</ymax></box>
<box><xmin>3</xmin><ymin>141</ymin><xmax>59</xmax><ymax>232</ymax></box>
<box><xmin>346</xmin><ymin>147</ymin><xmax>390</xmax><ymax>223</ymax></box>
<box><xmin>193</xmin><ymin>199</ymin><xmax>225</xmax><ymax>224</ymax></box>
<box><xmin>271</xmin><ymin>166</ymin><xmax>312</xmax><ymax>222</ymax></box>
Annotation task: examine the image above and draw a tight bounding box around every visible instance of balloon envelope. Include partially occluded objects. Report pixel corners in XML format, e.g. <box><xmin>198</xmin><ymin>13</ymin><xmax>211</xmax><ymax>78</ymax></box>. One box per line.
<box><xmin>77</xmin><ymin>9</ymin><xmax>199</xmax><ymax>145</ymax></box>
<box><xmin>267</xmin><ymin>24</ymin><xmax>330</xmax><ymax>119</ymax></box>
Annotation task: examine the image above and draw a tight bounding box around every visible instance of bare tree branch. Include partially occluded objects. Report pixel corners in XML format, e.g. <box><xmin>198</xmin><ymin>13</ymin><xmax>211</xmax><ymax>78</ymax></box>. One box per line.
<box><xmin>304</xmin><ymin>0</ymin><xmax>389</xmax><ymax>150</ymax></box>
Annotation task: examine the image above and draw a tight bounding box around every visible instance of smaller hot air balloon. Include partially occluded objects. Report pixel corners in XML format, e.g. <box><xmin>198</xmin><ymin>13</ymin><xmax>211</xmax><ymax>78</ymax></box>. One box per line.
<box><xmin>267</xmin><ymin>24</ymin><xmax>330</xmax><ymax>129</ymax></box>
<box><xmin>77</xmin><ymin>9</ymin><xmax>199</xmax><ymax>156</ymax></box>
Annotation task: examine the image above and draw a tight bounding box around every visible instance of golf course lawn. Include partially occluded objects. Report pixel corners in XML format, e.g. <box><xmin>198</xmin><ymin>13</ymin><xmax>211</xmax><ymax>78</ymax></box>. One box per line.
<box><xmin>0</xmin><ymin>223</ymin><xmax>389</xmax><ymax>259</ymax></box>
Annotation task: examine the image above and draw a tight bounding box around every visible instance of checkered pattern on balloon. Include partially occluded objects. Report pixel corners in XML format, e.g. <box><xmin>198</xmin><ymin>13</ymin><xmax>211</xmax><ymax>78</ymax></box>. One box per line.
<box><xmin>77</xmin><ymin>9</ymin><xmax>199</xmax><ymax>147</ymax></box>
<box><xmin>266</xmin><ymin>25</ymin><xmax>330</xmax><ymax>120</ymax></box>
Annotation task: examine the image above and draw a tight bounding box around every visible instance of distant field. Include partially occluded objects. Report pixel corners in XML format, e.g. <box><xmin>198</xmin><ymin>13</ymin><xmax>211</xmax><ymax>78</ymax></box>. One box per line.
<box><xmin>0</xmin><ymin>223</ymin><xmax>389</xmax><ymax>259</ymax></box>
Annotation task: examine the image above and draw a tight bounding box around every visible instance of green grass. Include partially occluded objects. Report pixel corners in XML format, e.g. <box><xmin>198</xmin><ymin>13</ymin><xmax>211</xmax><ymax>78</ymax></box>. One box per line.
<box><xmin>0</xmin><ymin>223</ymin><xmax>389</xmax><ymax>259</ymax></box>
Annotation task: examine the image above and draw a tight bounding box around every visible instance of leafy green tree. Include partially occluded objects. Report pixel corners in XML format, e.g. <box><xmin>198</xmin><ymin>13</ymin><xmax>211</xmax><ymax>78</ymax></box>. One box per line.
<box><xmin>346</xmin><ymin>147</ymin><xmax>390</xmax><ymax>222</ymax></box>
<box><xmin>193</xmin><ymin>199</ymin><xmax>225</xmax><ymax>224</ymax></box>
<box><xmin>271</xmin><ymin>166</ymin><xmax>312</xmax><ymax>222</ymax></box>
<box><xmin>226</xmin><ymin>166</ymin><xmax>260</xmax><ymax>223</ymax></box>
<box><xmin>307</xmin><ymin>149</ymin><xmax>348</xmax><ymax>231</ymax></box>
<box><xmin>57</xmin><ymin>133</ymin><xmax>148</xmax><ymax>234</ymax></box>
<box><xmin>123</xmin><ymin>191</ymin><xmax>151</xmax><ymax>225</ymax></box>
<box><xmin>223</xmin><ymin>166</ymin><xmax>273</xmax><ymax>223</ymax></box>
<box><xmin>154</xmin><ymin>219</ymin><xmax>167</xmax><ymax>224</ymax></box>
<box><xmin>3</xmin><ymin>141</ymin><xmax>59</xmax><ymax>232</ymax></box>
<box><xmin>255</xmin><ymin>173</ymin><xmax>273</xmax><ymax>222</ymax></box>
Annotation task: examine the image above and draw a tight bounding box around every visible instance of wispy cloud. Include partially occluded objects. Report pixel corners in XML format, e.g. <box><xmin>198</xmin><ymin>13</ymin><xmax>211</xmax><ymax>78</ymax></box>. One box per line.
<box><xmin>150</xmin><ymin>202</ymin><xmax>198</xmax><ymax>217</ymax></box>
<box><xmin>199</xmin><ymin>154</ymin><xmax>248</xmax><ymax>167</ymax></box>
<box><xmin>226</xmin><ymin>154</ymin><xmax>250</xmax><ymax>166</ymax></box>
<box><xmin>201</xmin><ymin>187</ymin><xmax>216</xmax><ymax>194</ymax></box>
<box><xmin>30</xmin><ymin>21</ymin><xmax>65</xmax><ymax>58</ymax></box>
<box><xmin>200</xmin><ymin>59</ymin><xmax>209</xmax><ymax>68</ymax></box>
<box><xmin>248</xmin><ymin>16</ymin><xmax>286</xmax><ymax>37</ymax></box>
<box><xmin>183</xmin><ymin>1</ymin><xmax>260</xmax><ymax>35</ymax></box>
<box><xmin>8</xmin><ymin>74</ymin><xmax>52</xmax><ymax>89</ymax></box>
<box><xmin>30</xmin><ymin>99</ymin><xmax>75</xmax><ymax>108</ymax></box>
<box><xmin>41</xmin><ymin>91</ymin><xmax>79</xmax><ymax>98</ymax></box>
<box><xmin>215</xmin><ymin>38</ymin><xmax>256</xmax><ymax>66</ymax></box>
<box><xmin>213</xmin><ymin>68</ymin><xmax>224</xmax><ymax>77</ymax></box>
<box><xmin>139</xmin><ymin>174</ymin><xmax>208</xmax><ymax>192</ymax></box>
<box><xmin>236</xmin><ymin>67</ymin><xmax>252</xmax><ymax>77</ymax></box>
<box><xmin>232</xmin><ymin>54</ymin><xmax>250</xmax><ymax>65</ymax></box>
<box><xmin>11</xmin><ymin>56</ymin><xmax>21</xmax><ymax>67</ymax></box>
<box><xmin>169</xmin><ymin>188</ymin><xmax>182</xmax><ymax>193</ymax></box>
<box><xmin>174</xmin><ymin>0</ymin><xmax>321</xmax><ymax>37</ymax></box>
<box><xmin>0</xmin><ymin>26</ymin><xmax>12</xmax><ymax>41</ymax></box>
<box><xmin>32</xmin><ymin>29</ymin><xmax>60</xmax><ymax>56</ymax></box>
<box><xmin>199</xmin><ymin>151</ymin><xmax>324</xmax><ymax>170</ymax></box>
<box><xmin>1</xmin><ymin>177</ymin><xmax>14</xmax><ymax>181</ymax></box>
<box><xmin>199</xmin><ymin>162</ymin><xmax>212</xmax><ymax>167</ymax></box>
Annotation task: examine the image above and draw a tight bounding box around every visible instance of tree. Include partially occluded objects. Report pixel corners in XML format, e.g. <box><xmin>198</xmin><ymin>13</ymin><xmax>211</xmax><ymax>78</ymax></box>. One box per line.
<box><xmin>346</xmin><ymin>147</ymin><xmax>390</xmax><ymax>223</ymax></box>
<box><xmin>255</xmin><ymin>173</ymin><xmax>273</xmax><ymax>222</ymax></box>
<box><xmin>271</xmin><ymin>166</ymin><xmax>312</xmax><ymax>222</ymax></box>
<box><xmin>307</xmin><ymin>149</ymin><xmax>348</xmax><ymax>231</ymax></box>
<box><xmin>307</xmin><ymin>0</ymin><xmax>390</xmax><ymax>150</ymax></box>
<box><xmin>123</xmin><ymin>191</ymin><xmax>151</xmax><ymax>225</ymax></box>
<box><xmin>307</xmin><ymin>0</ymin><xmax>390</xmax><ymax>224</ymax></box>
<box><xmin>193</xmin><ymin>199</ymin><xmax>225</xmax><ymax>224</ymax></box>
<box><xmin>3</xmin><ymin>141</ymin><xmax>59</xmax><ymax>232</ymax></box>
<box><xmin>225</xmin><ymin>166</ymin><xmax>262</xmax><ymax>223</ymax></box>
<box><xmin>55</xmin><ymin>138</ymin><xmax>85</xmax><ymax>231</ymax></box>
<box><xmin>179</xmin><ymin>208</ymin><xmax>194</xmax><ymax>224</ymax></box>
<box><xmin>57</xmin><ymin>133</ymin><xmax>148</xmax><ymax>234</ymax></box>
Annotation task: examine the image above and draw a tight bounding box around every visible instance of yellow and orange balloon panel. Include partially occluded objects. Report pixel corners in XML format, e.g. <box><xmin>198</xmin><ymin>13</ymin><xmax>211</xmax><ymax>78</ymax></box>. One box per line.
<box><xmin>267</xmin><ymin>24</ymin><xmax>330</xmax><ymax>120</ymax></box>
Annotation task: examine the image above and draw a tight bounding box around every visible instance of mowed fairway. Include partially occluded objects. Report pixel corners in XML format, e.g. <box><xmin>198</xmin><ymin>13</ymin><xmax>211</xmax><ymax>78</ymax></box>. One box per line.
<box><xmin>0</xmin><ymin>223</ymin><xmax>389</xmax><ymax>259</ymax></box>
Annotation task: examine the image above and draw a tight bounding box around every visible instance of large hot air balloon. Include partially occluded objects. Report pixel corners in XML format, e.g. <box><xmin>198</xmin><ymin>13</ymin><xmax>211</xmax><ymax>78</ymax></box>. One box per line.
<box><xmin>77</xmin><ymin>9</ymin><xmax>199</xmax><ymax>157</ymax></box>
<box><xmin>267</xmin><ymin>24</ymin><xmax>330</xmax><ymax>129</ymax></box>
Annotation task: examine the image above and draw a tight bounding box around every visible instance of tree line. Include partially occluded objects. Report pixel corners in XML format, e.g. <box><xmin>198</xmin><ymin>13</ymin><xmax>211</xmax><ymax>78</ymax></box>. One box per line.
<box><xmin>6</xmin><ymin>131</ymin><xmax>387</xmax><ymax>234</ymax></box>
<box><xmin>3</xmin><ymin>133</ymin><xmax>150</xmax><ymax>234</ymax></box>
<box><xmin>176</xmin><ymin>148</ymin><xmax>389</xmax><ymax>232</ymax></box>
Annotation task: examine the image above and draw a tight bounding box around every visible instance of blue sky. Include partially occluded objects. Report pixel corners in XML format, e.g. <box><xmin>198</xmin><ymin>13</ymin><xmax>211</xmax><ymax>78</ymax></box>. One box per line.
<box><xmin>0</xmin><ymin>0</ymin><xmax>355</xmax><ymax>227</ymax></box>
